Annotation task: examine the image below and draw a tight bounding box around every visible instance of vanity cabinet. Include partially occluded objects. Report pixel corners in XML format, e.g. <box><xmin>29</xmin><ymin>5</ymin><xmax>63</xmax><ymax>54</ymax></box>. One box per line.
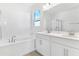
<box><xmin>51</xmin><ymin>42</ymin><xmax>65</xmax><ymax>56</ymax></box>
<box><xmin>36</xmin><ymin>34</ymin><xmax>50</xmax><ymax>56</ymax></box>
<box><xmin>36</xmin><ymin>32</ymin><xmax>79</xmax><ymax>56</ymax></box>
<box><xmin>51</xmin><ymin>40</ymin><xmax>79</xmax><ymax>56</ymax></box>
<box><xmin>67</xmin><ymin>48</ymin><xmax>79</xmax><ymax>56</ymax></box>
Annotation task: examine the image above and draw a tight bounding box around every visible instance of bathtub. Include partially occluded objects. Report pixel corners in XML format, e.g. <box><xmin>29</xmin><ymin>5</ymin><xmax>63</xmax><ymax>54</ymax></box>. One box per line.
<box><xmin>0</xmin><ymin>36</ymin><xmax>35</xmax><ymax>56</ymax></box>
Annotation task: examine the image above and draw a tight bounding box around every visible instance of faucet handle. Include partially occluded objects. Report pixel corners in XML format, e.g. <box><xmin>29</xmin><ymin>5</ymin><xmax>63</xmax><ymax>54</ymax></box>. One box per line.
<box><xmin>14</xmin><ymin>38</ymin><xmax>16</xmax><ymax>43</ymax></box>
<box><xmin>8</xmin><ymin>39</ymin><xmax>10</xmax><ymax>43</ymax></box>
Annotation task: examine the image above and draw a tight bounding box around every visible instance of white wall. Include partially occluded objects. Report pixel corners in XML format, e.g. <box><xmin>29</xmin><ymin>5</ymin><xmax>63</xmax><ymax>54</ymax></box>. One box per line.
<box><xmin>44</xmin><ymin>4</ymin><xmax>79</xmax><ymax>32</ymax></box>
<box><xmin>0</xmin><ymin>3</ymin><xmax>32</xmax><ymax>40</ymax></box>
<box><xmin>54</xmin><ymin>7</ymin><xmax>79</xmax><ymax>32</ymax></box>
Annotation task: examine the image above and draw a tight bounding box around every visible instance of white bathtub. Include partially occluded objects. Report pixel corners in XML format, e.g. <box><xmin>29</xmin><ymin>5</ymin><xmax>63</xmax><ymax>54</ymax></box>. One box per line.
<box><xmin>0</xmin><ymin>36</ymin><xmax>35</xmax><ymax>56</ymax></box>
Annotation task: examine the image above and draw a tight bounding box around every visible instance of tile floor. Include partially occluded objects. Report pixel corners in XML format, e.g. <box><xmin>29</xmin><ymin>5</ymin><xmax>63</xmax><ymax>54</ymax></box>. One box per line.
<box><xmin>25</xmin><ymin>51</ymin><xmax>42</xmax><ymax>56</ymax></box>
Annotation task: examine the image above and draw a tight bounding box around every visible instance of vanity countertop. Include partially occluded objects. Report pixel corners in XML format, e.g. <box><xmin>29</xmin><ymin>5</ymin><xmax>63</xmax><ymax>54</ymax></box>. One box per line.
<box><xmin>36</xmin><ymin>31</ymin><xmax>79</xmax><ymax>41</ymax></box>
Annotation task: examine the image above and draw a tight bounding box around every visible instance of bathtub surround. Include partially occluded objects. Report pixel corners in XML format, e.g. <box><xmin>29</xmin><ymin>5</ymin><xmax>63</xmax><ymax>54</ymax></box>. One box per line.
<box><xmin>0</xmin><ymin>38</ymin><xmax>34</xmax><ymax>56</ymax></box>
<box><xmin>0</xmin><ymin>3</ymin><xmax>33</xmax><ymax>40</ymax></box>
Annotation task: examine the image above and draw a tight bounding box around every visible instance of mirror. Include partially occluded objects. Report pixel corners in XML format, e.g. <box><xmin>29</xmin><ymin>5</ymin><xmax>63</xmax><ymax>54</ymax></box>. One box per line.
<box><xmin>45</xmin><ymin>3</ymin><xmax>79</xmax><ymax>33</ymax></box>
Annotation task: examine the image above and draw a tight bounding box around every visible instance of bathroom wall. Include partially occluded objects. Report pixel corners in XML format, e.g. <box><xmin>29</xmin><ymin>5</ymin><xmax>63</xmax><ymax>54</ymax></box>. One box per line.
<box><xmin>44</xmin><ymin>11</ymin><xmax>53</xmax><ymax>32</ymax></box>
<box><xmin>53</xmin><ymin>6</ymin><xmax>79</xmax><ymax>32</ymax></box>
<box><xmin>0</xmin><ymin>3</ymin><xmax>33</xmax><ymax>40</ymax></box>
<box><xmin>45</xmin><ymin>3</ymin><xmax>79</xmax><ymax>32</ymax></box>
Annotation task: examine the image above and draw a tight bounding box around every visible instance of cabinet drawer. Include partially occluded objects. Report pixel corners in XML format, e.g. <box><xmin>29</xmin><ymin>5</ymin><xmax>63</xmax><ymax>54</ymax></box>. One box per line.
<box><xmin>36</xmin><ymin>34</ymin><xmax>50</xmax><ymax>40</ymax></box>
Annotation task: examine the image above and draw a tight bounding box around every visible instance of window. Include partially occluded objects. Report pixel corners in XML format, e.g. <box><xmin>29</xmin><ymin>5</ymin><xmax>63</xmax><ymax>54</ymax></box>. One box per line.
<box><xmin>34</xmin><ymin>9</ymin><xmax>41</xmax><ymax>26</ymax></box>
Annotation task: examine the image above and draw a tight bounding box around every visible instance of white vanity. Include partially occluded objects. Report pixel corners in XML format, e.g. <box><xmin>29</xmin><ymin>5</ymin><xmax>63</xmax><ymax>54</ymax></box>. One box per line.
<box><xmin>36</xmin><ymin>32</ymin><xmax>79</xmax><ymax>56</ymax></box>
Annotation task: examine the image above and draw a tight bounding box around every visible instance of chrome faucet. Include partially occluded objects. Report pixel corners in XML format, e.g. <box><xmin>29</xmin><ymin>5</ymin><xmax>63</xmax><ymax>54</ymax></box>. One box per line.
<box><xmin>11</xmin><ymin>35</ymin><xmax>16</xmax><ymax>43</ymax></box>
<box><xmin>8</xmin><ymin>35</ymin><xmax>16</xmax><ymax>43</ymax></box>
<box><xmin>55</xmin><ymin>19</ymin><xmax>59</xmax><ymax>31</ymax></box>
<box><xmin>55</xmin><ymin>19</ymin><xmax>63</xmax><ymax>31</ymax></box>
<box><xmin>46</xmin><ymin>27</ymin><xmax>52</xmax><ymax>33</ymax></box>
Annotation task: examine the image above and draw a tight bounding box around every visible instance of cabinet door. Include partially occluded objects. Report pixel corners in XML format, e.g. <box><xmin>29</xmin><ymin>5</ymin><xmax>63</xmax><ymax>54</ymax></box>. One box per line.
<box><xmin>36</xmin><ymin>39</ymin><xmax>50</xmax><ymax>56</ymax></box>
<box><xmin>68</xmin><ymin>48</ymin><xmax>79</xmax><ymax>56</ymax></box>
<box><xmin>36</xmin><ymin>39</ymin><xmax>41</xmax><ymax>52</ymax></box>
<box><xmin>51</xmin><ymin>42</ymin><xmax>65</xmax><ymax>56</ymax></box>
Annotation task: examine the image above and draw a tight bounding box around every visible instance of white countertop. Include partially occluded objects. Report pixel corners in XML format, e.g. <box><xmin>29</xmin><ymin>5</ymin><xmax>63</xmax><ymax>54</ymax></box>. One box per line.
<box><xmin>37</xmin><ymin>31</ymin><xmax>79</xmax><ymax>41</ymax></box>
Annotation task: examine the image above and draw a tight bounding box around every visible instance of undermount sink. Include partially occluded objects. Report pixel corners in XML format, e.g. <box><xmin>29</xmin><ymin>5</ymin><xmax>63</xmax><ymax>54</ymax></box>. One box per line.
<box><xmin>49</xmin><ymin>32</ymin><xmax>79</xmax><ymax>38</ymax></box>
<box><xmin>61</xmin><ymin>33</ymin><xmax>79</xmax><ymax>38</ymax></box>
<box><xmin>49</xmin><ymin>31</ymin><xmax>67</xmax><ymax>35</ymax></box>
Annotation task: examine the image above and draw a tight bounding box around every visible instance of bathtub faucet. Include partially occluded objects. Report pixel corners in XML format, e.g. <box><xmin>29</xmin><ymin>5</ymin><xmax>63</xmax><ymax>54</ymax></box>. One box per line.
<box><xmin>11</xmin><ymin>35</ymin><xmax>16</xmax><ymax>43</ymax></box>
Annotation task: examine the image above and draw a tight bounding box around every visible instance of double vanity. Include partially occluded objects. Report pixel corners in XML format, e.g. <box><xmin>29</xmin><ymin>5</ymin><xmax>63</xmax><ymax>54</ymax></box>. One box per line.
<box><xmin>36</xmin><ymin>31</ymin><xmax>79</xmax><ymax>56</ymax></box>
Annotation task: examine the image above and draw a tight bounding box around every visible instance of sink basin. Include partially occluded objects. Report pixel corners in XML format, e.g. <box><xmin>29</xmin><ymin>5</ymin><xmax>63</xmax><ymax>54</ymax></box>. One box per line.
<box><xmin>49</xmin><ymin>31</ymin><xmax>67</xmax><ymax>35</ymax></box>
<box><xmin>49</xmin><ymin>32</ymin><xmax>79</xmax><ymax>38</ymax></box>
<box><xmin>61</xmin><ymin>33</ymin><xmax>79</xmax><ymax>38</ymax></box>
